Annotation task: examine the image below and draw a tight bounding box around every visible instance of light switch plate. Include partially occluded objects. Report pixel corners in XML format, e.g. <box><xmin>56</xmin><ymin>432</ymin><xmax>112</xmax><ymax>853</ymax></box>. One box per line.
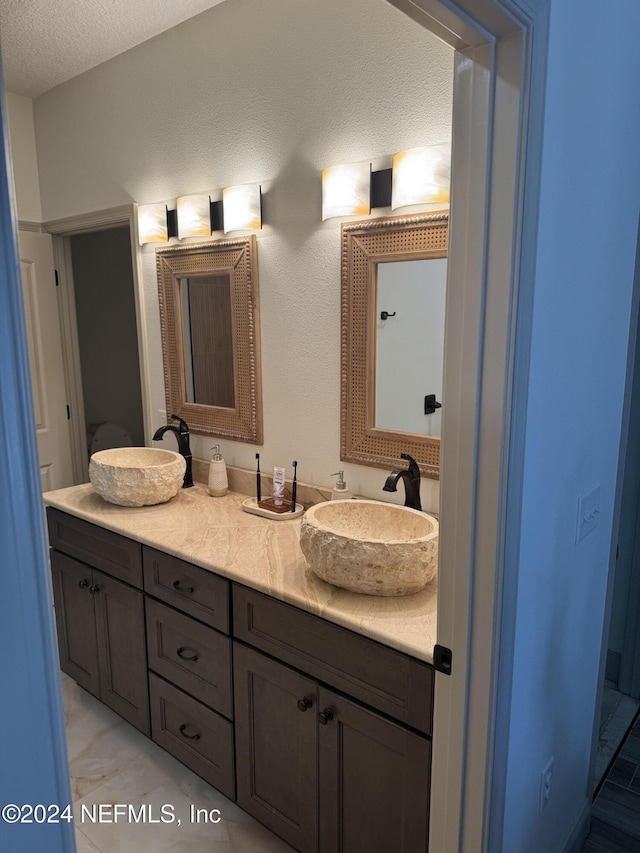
<box><xmin>576</xmin><ymin>483</ymin><xmax>601</xmax><ymax>544</ymax></box>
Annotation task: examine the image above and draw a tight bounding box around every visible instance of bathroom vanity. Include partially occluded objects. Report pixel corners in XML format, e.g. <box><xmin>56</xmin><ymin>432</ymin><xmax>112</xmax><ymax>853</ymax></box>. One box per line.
<box><xmin>44</xmin><ymin>484</ymin><xmax>437</xmax><ymax>853</ymax></box>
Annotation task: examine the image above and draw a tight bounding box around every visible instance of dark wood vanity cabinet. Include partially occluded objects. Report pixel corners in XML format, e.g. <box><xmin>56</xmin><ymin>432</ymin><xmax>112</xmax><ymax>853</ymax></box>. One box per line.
<box><xmin>49</xmin><ymin>549</ymin><xmax>149</xmax><ymax>735</ymax></box>
<box><xmin>142</xmin><ymin>546</ymin><xmax>236</xmax><ymax>801</ymax></box>
<box><xmin>234</xmin><ymin>643</ymin><xmax>431</xmax><ymax>853</ymax></box>
<box><xmin>233</xmin><ymin>587</ymin><xmax>433</xmax><ymax>853</ymax></box>
<box><xmin>46</xmin><ymin>508</ymin><xmax>434</xmax><ymax>853</ymax></box>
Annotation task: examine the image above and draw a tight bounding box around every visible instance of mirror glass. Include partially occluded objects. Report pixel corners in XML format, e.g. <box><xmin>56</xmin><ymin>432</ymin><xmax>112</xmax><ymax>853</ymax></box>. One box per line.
<box><xmin>375</xmin><ymin>258</ymin><xmax>446</xmax><ymax>436</ymax></box>
<box><xmin>156</xmin><ymin>237</ymin><xmax>262</xmax><ymax>443</ymax></box>
<box><xmin>340</xmin><ymin>211</ymin><xmax>448</xmax><ymax>478</ymax></box>
<box><xmin>180</xmin><ymin>274</ymin><xmax>235</xmax><ymax>409</ymax></box>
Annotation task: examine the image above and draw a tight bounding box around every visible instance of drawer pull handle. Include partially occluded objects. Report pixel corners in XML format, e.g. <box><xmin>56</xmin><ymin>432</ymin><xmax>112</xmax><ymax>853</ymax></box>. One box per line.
<box><xmin>89</xmin><ymin>584</ymin><xmax>101</xmax><ymax>595</ymax></box>
<box><xmin>176</xmin><ymin>647</ymin><xmax>199</xmax><ymax>662</ymax></box>
<box><xmin>297</xmin><ymin>696</ymin><xmax>313</xmax><ymax>712</ymax></box>
<box><xmin>179</xmin><ymin>724</ymin><xmax>201</xmax><ymax>741</ymax></box>
<box><xmin>318</xmin><ymin>708</ymin><xmax>334</xmax><ymax>725</ymax></box>
<box><xmin>173</xmin><ymin>580</ymin><xmax>194</xmax><ymax>594</ymax></box>
<box><xmin>78</xmin><ymin>578</ymin><xmax>90</xmax><ymax>589</ymax></box>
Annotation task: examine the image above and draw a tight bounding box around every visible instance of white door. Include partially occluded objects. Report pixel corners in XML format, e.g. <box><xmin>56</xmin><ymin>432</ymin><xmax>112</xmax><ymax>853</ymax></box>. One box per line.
<box><xmin>19</xmin><ymin>229</ymin><xmax>74</xmax><ymax>491</ymax></box>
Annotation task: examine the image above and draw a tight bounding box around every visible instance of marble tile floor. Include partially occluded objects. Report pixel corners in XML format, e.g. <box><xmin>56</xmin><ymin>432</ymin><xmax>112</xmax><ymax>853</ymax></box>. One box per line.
<box><xmin>60</xmin><ymin>673</ymin><xmax>294</xmax><ymax>853</ymax></box>
<box><xmin>594</xmin><ymin>683</ymin><xmax>640</xmax><ymax>792</ymax></box>
<box><xmin>583</xmin><ymin>708</ymin><xmax>640</xmax><ymax>852</ymax></box>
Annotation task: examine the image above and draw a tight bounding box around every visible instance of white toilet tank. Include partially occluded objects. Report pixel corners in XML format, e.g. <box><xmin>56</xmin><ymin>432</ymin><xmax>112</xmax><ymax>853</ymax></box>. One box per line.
<box><xmin>89</xmin><ymin>422</ymin><xmax>135</xmax><ymax>455</ymax></box>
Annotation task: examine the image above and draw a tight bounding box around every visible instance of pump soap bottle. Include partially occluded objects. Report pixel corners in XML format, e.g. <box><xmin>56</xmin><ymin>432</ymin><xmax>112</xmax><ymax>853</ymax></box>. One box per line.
<box><xmin>330</xmin><ymin>471</ymin><xmax>352</xmax><ymax>501</ymax></box>
<box><xmin>208</xmin><ymin>445</ymin><xmax>228</xmax><ymax>497</ymax></box>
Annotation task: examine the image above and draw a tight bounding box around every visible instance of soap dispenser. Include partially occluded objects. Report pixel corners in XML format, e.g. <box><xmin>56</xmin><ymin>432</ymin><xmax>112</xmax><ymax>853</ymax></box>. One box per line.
<box><xmin>208</xmin><ymin>445</ymin><xmax>228</xmax><ymax>497</ymax></box>
<box><xmin>330</xmin><ymin>471</ymin><xmax>352</xmax><ymax>501</ymax></box>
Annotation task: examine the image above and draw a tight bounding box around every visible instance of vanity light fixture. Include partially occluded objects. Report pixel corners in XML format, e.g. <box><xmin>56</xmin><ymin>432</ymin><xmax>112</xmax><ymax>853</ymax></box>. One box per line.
<box><xmin>137</xmin><ymin>202</ymin><xmax>171</xmax><ymax>245</ymax></box>
<box><xmin>322</xmin><ymin>162</ymin><xmax>371</xmax><ymax>220</ymax></box>
<box><xmin>176</xmin><ymin>194</ymin><xmax>212</xmax><ymax>239</ymax></box>
<box><xmin>391</xmin><ymin>144</ymin><xmax>450</xmax><ymax>210</ymax></box>
<box><xmin>222</xmin><ymin>184</ymin><xmax>262</xmax><ymax>233</ymax></box>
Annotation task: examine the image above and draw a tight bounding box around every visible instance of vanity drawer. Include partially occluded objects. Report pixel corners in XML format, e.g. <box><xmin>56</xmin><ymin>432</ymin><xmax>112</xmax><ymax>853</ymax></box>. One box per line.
<box><xmin>233</xmin><ymin>585</ymin><xmax>433</xmax><ymax>735</ymax></box>
<box><xmin>47</xmin><ymin>508</ymin><xmax>142</xmax><ymax>588</ymax></box>
<box><xmin>145</xmin><ymin>598</ymin><xmax>232</xmax><ymax>718</ymax></box>
<box><xmin>143</xmin><ymin>546</ymin><xmax>229</xmax><ymax>633</ymax></box>
<box><xmin>149</xmin><ymin>673</ymin><xmax>235</xmax><ymax>800</ymax></box>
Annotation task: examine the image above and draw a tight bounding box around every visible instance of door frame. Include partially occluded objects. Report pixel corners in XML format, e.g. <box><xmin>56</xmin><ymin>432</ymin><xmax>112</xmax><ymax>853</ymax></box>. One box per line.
<box><xmin>386</xmin><ymin>0</ymin><xmax>550</xmax><ymax>849</ymax></box>
<box><xmin>44</xmin><ymin>205</ymin><xmax>152</xmax><ymax>481</ymax></box>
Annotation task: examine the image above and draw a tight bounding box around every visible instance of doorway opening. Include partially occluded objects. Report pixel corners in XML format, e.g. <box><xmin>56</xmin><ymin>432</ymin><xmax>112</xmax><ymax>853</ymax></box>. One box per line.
<box><xmin>68</xmin><ymin>226</ymin><xmax>144</xmax><ymax>468</ymax></box>
<box><xmin>596</xmin><ymin>234</ymin><xmax>640</xmax><ymax>790</ymax></box>
<box><xmin>47</xmin><ymin>205</ymin><xmax>151</xmax><ymax>484</ymax></box>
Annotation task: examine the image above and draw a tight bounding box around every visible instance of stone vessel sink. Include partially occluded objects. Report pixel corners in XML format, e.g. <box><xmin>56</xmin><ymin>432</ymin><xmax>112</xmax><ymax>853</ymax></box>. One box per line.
<box><xmin>89</xmin><ymin>447</ymin><xmax>186</xmax><ymax>507</ymax></box>
<box><xmin>299</xmin><ymin>499</ymin><xmax>438</xmax><ymax>596</ymax></box>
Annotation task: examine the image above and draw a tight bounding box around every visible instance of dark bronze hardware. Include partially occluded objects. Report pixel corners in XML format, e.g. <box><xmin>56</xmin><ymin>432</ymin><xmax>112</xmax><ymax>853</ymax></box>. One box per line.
<box><xmin>434</xmin><ymin>644</ymin><xmax>453</xmax><ymax>676</ymax></box>
<box><xmin>78</xmin><ymin>578</ymin><xmax>90</xmax><ymax>589</ymax></box>
<box><xmin>382</xmin><ymin>452</ymin><xmax>422</xmax><ymax>511</ymax></box>
<box><xmin>153</xmin><ymin>416</ymin><xmax>193</xmax><ymax>488</ymax></box>
<box><xmin>424</xmin><ymin>394</ymin><xmax>442</xmax><ymax>416</ymax></box>
<box><xmin>173</xmin><ymin>580</ymin><xmax>194</xmax><ymax>594</ymax></box>
<box><xmin>297</xmin><ymin>696</ymin><xmax>313</xmax><ymax>712</ymax></box>
<box><xmin>318</xmin><ymin>708</ymin><xmax>334</xmax><ymax>725</ymax></box>
<box><xmin>380</xmin><ymin>310</ymin><xmax>396</xmax><ymax>320</ymax></box>
<box><xmin>89</xmin><ymin>584</ymin><xmax>101</xmax><ymax>595</ymax></box>
<box><xmin>176</xmin><ymin>647</ymin><xmax>199</xmax><ymax>662</ymax></box>
<box><xmin>179</xmin><ymin>724</ymin><xmax>201</xmax><ymax>740</ymax></box>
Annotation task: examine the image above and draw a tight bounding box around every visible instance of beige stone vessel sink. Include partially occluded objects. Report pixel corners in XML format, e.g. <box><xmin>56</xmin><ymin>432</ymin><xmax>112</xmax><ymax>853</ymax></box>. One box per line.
<box><xmin>299</xmin><ymin>499</ymin><xmax>438</xmax><ymax>596</ymax></box>
<box><xmin>89</xmin><ymin>447</ymin><xmax>186</xmax><ymax>507</ymax></box>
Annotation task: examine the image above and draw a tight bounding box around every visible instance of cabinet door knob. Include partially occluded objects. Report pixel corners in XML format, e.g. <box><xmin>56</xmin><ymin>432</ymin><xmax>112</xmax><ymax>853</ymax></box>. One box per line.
<box><xmin>78</xmin><ymin>578</ymin><xmax>90</xmax><ymax>589</ymax></box>
<box><xmin>318</xmin><ymin>708</ymin><xmax>334</xmax><ymax>725</ymax></box>
<box><xmin>297</xmin><ymin>696</ymin><xmax>313</xmax><ymax>712</ymax></box>
<box><xmin>179</xmin><ymin>723</ymin><xmax>201</xmax><ymax>740</ymax></box>
<box><xmin>176</xmin><ymin>646</ymin><xmax>199</xmax><ymax>662</ymax></box>
<box><xmin>173</xmin><ymin>580</ymin><xmax>194</xmax><ymax>594</ymax></box>
<box><xmin>89</xmin><ymin>584</ymin><xmax>101</xmax><ymax>595</ymax></box>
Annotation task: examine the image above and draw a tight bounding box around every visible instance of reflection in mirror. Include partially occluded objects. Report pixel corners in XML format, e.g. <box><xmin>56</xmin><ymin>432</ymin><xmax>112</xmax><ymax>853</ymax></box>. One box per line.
<box><xmin>375</xmin><ymin>258</ymin><xmax>446</xmax><ymax>436</ymax></box>
<box><xmin>340</xmin><ymin>211</ymin><xmax>448</xmax><ymax>478</ymax></box>
<box><xmin>180</xmin><ymin>275</ymin><xmax>235</xmax><ymax>408</ymax></box>
<box><xmin>156</xmin><ymin>237</ymin><xmax>262</xmax><ymax>443</ymax></box>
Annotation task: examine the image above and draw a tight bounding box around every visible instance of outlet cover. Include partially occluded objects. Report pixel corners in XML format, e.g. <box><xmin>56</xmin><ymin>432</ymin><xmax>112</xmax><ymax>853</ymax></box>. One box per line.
<box><xmin>576</xmin><ymin>483</ymin><xmax>601</xmax><ymax>544</ymax></box>
<box><xmin>539</xmin><ymin>757</ymin><xmax>554</xmax><ymax>814</ymax></box>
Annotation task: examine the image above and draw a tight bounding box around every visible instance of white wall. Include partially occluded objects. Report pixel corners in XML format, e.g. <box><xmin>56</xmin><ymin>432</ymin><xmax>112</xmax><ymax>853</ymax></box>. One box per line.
<box><xmin>32</xmin><ymin>0</ymin><xmax>453</xmax><ymax>511</ymax></box>
<box><xmin>5</xmin><ymin>92</ymin><xmax>42</xmax><ymax>221</ymax></box>
<box><xmin>499</xmin><ymin>1</ymin><xmax>640</xmax><ymax>849</ymax></box>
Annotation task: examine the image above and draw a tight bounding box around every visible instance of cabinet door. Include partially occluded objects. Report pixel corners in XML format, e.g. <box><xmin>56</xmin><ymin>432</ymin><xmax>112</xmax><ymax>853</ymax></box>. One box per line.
<box><xmin>50</xmin><ymin>551</ymin><xmax>99</xmax><ymax>697</ymax></box>
<box><xmin>318</xmin><ymin>687</ymin><xmax>430</xmax><ymax>853</ymax></box>
<box><xmin>93</xmin><ymin>569</ymin><xmax>150</xmax><ymax>736</ymax></box>
<box><xmin>234</xmin><ymin>644</ymin><xmax>318</xmax><ymax>853</ymax></box>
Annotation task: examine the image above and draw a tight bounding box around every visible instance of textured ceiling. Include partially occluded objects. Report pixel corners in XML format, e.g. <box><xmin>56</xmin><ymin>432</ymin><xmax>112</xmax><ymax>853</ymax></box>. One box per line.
<box><xmin>0</xmin><ymin>0</ymin><xmax>227</xmax><ymax>98</ymax></box>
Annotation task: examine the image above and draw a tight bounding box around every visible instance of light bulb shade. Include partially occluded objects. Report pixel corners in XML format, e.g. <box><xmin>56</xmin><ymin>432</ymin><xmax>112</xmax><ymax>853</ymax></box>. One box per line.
<box><xmin>391</xmin><ymin>144</ymin><xmax>450</xmax><ymax>210</ymax></box>
<box><xmin>176</xmin><ymin>194</ymin><xmax>211</xmax><ymax>239</ymax></box>
<box><xmin>322</xmin><ymin>162</ymin><xmax>371</xmax><ymax>220</ymax></box>
<box><xmin>222</xmin><ymin>184</ymin><xmax>262</xmax><ymax>233</ymax></box>
<box><xmin>137</xmin><ymin>203</ymin><xmax>169</xmax><ymax>245</ymax></box>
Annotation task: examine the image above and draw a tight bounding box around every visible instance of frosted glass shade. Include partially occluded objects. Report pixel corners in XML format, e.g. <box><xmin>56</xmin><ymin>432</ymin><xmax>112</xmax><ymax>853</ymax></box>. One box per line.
<box><xmin>177</xmin><ymin>194</ymin><xmax>211</xmax><ymax>239</ymax></box>
<box><xmin>222</xmin><ymin>184</ymin><xmax>262</xmax><ymax>233</ymax></box>
<box><xmin>391</xmin><ymin>145</ymin><xmax>450</xmax><ymax>209</ymax></box>
<box><xmin>137</xmin><ymin>203</ymin><xmax>169</xmax><ymax>245</ymax></box>
<box><xmin>322</xmin><ymin>162</ymin><xmax>371</xmax><ymax>220</ymax></box>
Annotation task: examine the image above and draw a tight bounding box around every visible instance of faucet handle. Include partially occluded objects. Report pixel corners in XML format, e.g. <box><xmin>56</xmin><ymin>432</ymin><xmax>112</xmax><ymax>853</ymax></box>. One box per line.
<box><xmin>170</xmin><ymin>414</ymin><xmax>190</xmax><ymax>435</ymax></box>
<box><xmin>400</xmin><ymin>453</ymin><xmax>420</xmax><ymax>472</ymax></box>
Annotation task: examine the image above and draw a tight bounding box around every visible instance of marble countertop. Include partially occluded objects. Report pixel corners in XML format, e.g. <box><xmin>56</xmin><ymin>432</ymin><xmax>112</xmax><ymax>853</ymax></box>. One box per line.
<box><xmin>43</xmin><ymin>483</ymin><xmax>437</xmax><ymax>664</ymax></box>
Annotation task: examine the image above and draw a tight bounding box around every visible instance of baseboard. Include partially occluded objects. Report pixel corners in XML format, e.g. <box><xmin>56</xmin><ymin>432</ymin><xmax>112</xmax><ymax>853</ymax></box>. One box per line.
<box><xmin>561</xmin><ymin>798</ymin><xmax>591</xmax><ymax>853</ymax></box>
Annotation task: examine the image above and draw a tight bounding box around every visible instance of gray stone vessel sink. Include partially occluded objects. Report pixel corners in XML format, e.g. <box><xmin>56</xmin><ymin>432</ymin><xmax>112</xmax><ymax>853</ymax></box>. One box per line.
<box><xmin>299</xmin><ymin>499</ymin><xmax>438</xmax><ymax>596</ymax></box>
<box><xmin>89</xmin><ymin>447</ymin><xmax>186</xmax><ymax>507</ymax></box>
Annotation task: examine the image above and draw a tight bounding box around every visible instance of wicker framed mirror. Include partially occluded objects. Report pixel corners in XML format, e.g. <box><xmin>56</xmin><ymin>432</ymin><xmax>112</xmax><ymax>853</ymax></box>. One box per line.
<box><xmin>156</xmin><ymin>236</ymin><xmax>263</xmax><ymax>443</ymax></box>
<box><xmin>340</xmin><ymin>211</ymin><xmax>448</xmax><ymax>478</ymax></box>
